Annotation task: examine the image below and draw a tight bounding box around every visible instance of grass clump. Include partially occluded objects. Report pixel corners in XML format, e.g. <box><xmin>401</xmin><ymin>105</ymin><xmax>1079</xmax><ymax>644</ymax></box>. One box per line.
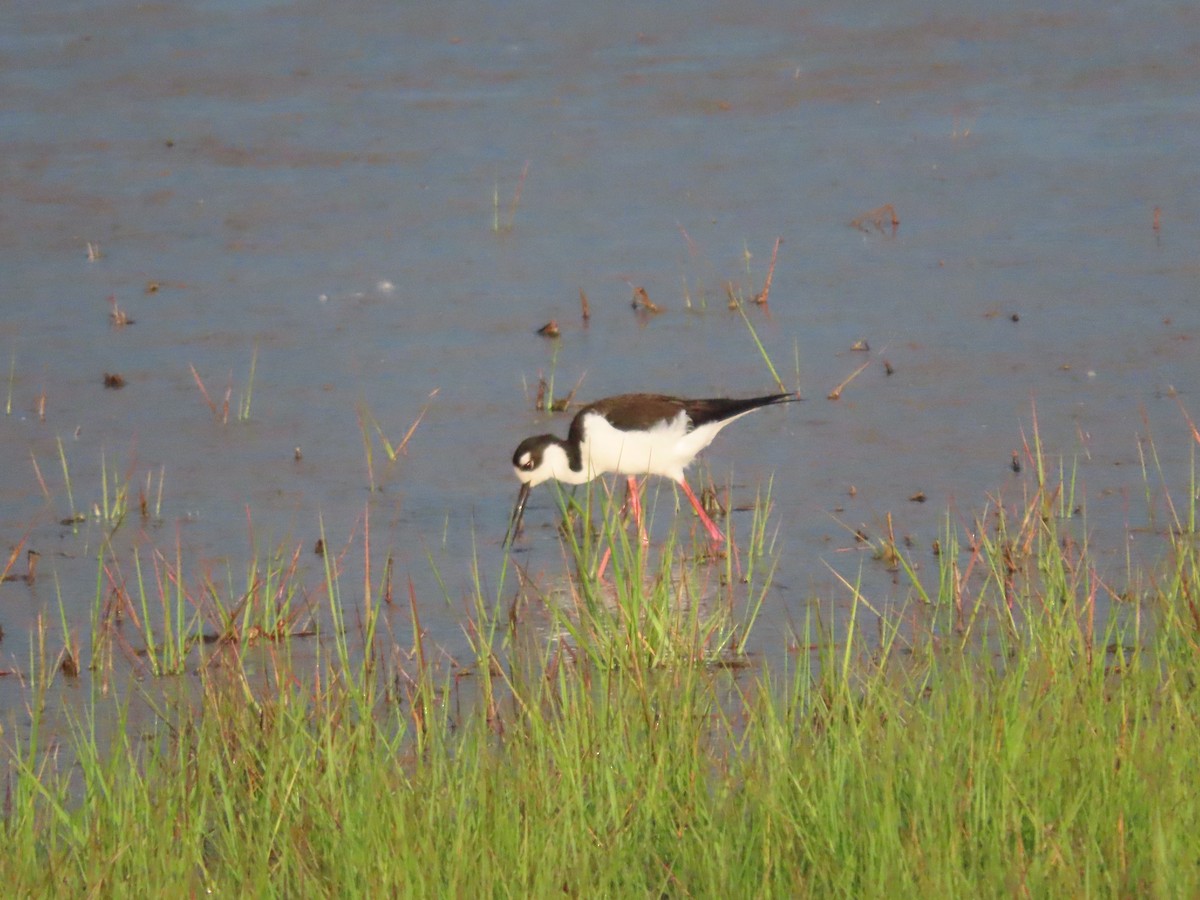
<box><xmin>2</xmin><ymin>444</ymin><xmax>1200</xmax><ymax>895</ymax></box>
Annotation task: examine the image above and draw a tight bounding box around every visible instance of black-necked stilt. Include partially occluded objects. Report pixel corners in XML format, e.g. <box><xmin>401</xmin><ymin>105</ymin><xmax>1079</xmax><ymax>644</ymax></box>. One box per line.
<box><xmin>507</xmin><ymin>391</ymin><xmax>801</xmax><ymax>546</ymax></box>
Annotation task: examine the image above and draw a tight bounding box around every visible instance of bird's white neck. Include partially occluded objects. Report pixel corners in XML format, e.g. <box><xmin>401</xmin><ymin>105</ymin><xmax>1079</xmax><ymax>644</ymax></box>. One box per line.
<box><xmin>538</xmin><ymin>441</ymin><xmax>592</xmax><ymax>486</ymax></box>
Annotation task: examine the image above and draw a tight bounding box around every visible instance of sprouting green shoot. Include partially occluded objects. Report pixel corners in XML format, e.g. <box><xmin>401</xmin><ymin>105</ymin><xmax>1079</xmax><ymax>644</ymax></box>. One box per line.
<box><xmin>733</xmin><ymin>295</ymin><xmax>785</xmax><ymax>391</ymax></box>
<box><xmin>238</xmin><ymin>342</ymin><xmax>258</xmax><ymax>422</ymax></box>
<box><xmin>492</xmin><ymin>160</ymin><xmax>529</xmax><ymax>233</ymax></box>
<box><xmin>56</xmin><ymin>435</ymin><xmax>76</xmax><ymax>520</ymax></box>
<box><xmin>5</xmin><ymin>347</ymin><xmax>15</xmax><ymax>416</ymax></box>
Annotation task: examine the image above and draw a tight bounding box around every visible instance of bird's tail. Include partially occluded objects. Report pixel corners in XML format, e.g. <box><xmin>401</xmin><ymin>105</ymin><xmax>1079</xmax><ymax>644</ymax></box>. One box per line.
<box><xmin>686</xmin><ymin>392</ymin><xmax>802</xmax><ymax>428</ymax></box>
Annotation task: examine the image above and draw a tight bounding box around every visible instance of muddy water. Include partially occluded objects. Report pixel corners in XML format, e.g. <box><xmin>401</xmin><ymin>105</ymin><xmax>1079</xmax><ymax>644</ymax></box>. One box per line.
<box><xmin>1</xmin><ymin>0</ymin><xmax>1198</xmax><ymax>713</ymax></box>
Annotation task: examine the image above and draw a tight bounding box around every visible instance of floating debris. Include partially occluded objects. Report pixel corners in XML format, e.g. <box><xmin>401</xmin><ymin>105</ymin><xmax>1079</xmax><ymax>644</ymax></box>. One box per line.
<box><xmin>60</xmin><ymin>651</ymin><xmax>80</xmax><ymax>679</ymax></box>
<box><xmin>534</xmin><ymin>375</ymin><xmax>578</xmax><ymax>413</ymax></box>
<box><xmin>108</xmin><ymin>295</ymin><xmax>134</xmax><ymax>327</ymax></box>
<box><xmin>1</xmin><ymin>550</ymin><xmax>39</xmax><ymax>585</ymax></box>
<box><xmin>536</xmin><ymin>320</ymin><xmax>560</xmax><ymax>338</ymax></box>
<box><xmin>631</xmin><ymin>286</ymin><xmax>661</xmax><ymax>314</ymax></box>
<box><xmin>700</xmin><ymin>485</ymin><xmax>725</xmax><ymax>520</ymax></box>
<box><xmin>850</xmin><ymin>203</ymin><xmax>899</xmax><ymax>234</ymax></box>
<box><xmin>725</xmin><ymin>282</ymin><xmax>740</xmax><ymax>310</ymax></box>
<box><xmin>103</xmin><ymin>372</ymin><xmax>126</xmax><ymax>389</ymax></box>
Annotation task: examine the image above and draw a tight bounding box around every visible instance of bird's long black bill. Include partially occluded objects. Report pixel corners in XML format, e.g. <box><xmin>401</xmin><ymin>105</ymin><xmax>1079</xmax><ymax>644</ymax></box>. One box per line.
<box><xmin>504</xmin><ymin>483</ymin><xmax>532</xmax><ymax>548</ymax></box>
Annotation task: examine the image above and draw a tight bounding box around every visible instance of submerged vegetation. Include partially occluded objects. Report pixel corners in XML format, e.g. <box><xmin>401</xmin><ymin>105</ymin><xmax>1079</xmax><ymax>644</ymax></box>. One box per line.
<box><xmin>1</xmin><ymin>423</ymin><xmax>1199</xmax><ymax>895</ymax></box>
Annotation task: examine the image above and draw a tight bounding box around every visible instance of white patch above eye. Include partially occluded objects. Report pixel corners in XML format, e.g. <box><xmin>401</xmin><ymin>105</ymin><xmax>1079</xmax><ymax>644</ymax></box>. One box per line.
<box><xmin>518</xmin><ymin>452</ymin><xmax>532</xmax><ymax>468</ymax></box>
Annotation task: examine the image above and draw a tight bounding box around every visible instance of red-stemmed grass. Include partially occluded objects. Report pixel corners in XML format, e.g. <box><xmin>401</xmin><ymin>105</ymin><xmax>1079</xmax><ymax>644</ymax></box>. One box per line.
<box><xmin>188</xmin><ymin>345</ymin><xmax>258</xmax><ymax>425</ymax></box>
<box><xmin>188</xmin><ymin>363</ymin><xmax>232</xmax><ymax>424</ymax></box>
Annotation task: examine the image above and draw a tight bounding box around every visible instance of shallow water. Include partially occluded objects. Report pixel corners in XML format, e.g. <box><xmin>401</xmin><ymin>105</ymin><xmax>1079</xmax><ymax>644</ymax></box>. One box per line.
<box><xmin>1</xmin><ymin>0</ymin><xmax>1198</xmax><ymax>711</ymax></box>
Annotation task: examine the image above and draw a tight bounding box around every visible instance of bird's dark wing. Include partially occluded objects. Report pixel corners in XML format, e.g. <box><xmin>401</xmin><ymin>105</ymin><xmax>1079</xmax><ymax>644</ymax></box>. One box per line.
<box><xmin>568</xmin><ymin>392</ymin><xmax>800</xmax><ymax>439</ymax></box>
<box><xmin>570</xmin><ymin>394</ymin><xmax>688</xmax><ymax>434</ymax></box>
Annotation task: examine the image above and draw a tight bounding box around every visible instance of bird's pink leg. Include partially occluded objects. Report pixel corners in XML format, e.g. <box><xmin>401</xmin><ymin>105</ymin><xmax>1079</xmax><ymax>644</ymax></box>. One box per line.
<box><xmin>626</xmin><ymin>476</ymin><xmax>649</xmax><ymax>546</ymax></box>
<box><xmin>596</xmin><ymin>477</ymin><xmax>645</xmax><ymax>581</ymax></box>
<box><xmin>678</xmin><ymin>478</ymin><xmax>725</xmax><ymax>545</ymax></box>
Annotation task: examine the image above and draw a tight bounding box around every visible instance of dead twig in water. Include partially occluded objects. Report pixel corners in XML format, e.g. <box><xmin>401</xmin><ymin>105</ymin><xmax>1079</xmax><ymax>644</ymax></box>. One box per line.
<box><xmin>379</xmin><ymin>388</ymin><xmax>440</xmax><ymax>462</ymax></box>
<box><xmin>754</xmin><ymin>237</ymin><xmax>782</xmax><ymax>306</ymax></box>
<box><xmin>827</xmin><ymin>358</ymin><xmax>872</xmax><ymax>401</ymax></box>
<box><xmin>189</xmin><ymin>364</ymin><xmax>231</xmax><ymax>424</ymax></box>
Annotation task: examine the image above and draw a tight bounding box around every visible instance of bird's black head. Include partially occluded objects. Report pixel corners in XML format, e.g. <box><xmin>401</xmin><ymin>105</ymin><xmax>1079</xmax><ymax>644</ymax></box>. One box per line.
<box><xmin>506</xmin><ymin>434</ymin><xmax>559</xmax><ymax>547</ymax></box>
<box><xmin>512</xmin><ymin>434</ymin><xmax>556</xmax><ymax>479</ymax></box>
